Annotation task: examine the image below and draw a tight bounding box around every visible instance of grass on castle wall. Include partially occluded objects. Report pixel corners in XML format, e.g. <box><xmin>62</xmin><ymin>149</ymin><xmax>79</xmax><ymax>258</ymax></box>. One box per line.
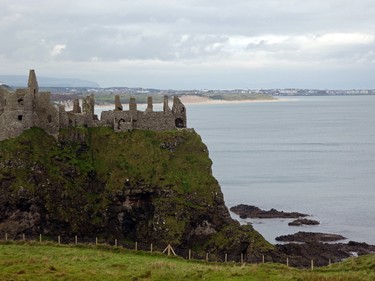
<box><xmin>0</xmin><ymin>243</ymin><xmax>374</xmax><ymax>281</ymax></box>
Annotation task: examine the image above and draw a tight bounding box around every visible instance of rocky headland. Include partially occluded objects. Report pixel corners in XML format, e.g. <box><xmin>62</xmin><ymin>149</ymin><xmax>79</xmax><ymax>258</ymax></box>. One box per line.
<box><xmin>0</xmin><ymin>127</ymin><xmax>273</xmax><ymax>261</ymax></box>
<box><xmin>1</xmin><ymin>128</ymin><xmax>374</xmax><ymax>267</ymax></box>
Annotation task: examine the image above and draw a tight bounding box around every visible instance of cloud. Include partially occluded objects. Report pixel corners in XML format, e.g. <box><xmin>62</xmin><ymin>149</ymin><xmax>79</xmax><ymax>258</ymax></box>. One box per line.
<box><xmin>1</xmin><ymin>0</ymin><xmax>375</xmax><ymax>88</ymax></box>
<box><xmin>51</xmin><ymin>44</ymin><xmax>66</xmax><ymax>57</ymax></box>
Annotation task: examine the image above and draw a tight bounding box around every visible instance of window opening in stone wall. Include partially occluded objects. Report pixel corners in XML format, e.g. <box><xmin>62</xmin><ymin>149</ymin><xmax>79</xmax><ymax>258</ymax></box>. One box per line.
<box><xmin>175</xmin><ymin>118</ymin><xmax>184</xmax><ymax>128</ymax></box>
<box><xmin>18</xmin><ymin>115</ymin><xmax>23</xmax><ymax>121</ymax></box>
<box><xmin>47</xmin><ymin>115</ymin><xmax>52</xmax><ymax>123</ymax></box>
<box><xmin>17</xmin><ymin>98</ymin><xmax>24</xmax><ymax>105</ymax></box>
<box><xmin>117</xmin><ymin>118</ymin><xmax>125</xmax><ymax>130</ymax></box>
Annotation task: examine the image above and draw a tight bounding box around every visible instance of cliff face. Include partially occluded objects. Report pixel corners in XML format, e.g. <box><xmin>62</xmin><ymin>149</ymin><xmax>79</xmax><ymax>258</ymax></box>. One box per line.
<box><xmin>0</xmin><ymin>127</ymin><xmax>271</xmax><ymax>257</ymax></box>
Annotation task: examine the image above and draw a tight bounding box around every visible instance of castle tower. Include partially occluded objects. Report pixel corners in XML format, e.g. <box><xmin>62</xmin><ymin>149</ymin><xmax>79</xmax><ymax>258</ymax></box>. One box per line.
<box><xmin>28</xmin><ymin>69</ymin><xmax>39</xmax><ymax>97</ymax></box>
<box><xmin>172</xmin><ymin>96</ymin><xmax>186</xmax><ymax>128</ymax></box>
<box><xmin>0</xmin><ymin>88</ymin><xmax>5</xmax><ymax>114</ymax></box>
<box><xmin>82</xmin><ymin>94</ymin><xmax>95</xmax><ymax>117</ymax></box>
<box><xmin>115</xmin><ymin>95</ymin><xmax>123</xmax><ymax>111</ymax></box>
<box><xmin>146</xmin><ymin>96</ymin><xmax>153</xmax><ymax>112</ymax></box>
<box><xmin>129</xmin><ymin>97</ymin><xmax>138</xmax><ymax>120</ymax></box>
<box><xmin>72</xmin><ymin>99</ymin><xmax>82</xmax><ymax>113</ymax></box>
<box><xmin>163</xmin><ymin>95</ymin><xmax>171</xmax><ymax>113</ymax></box>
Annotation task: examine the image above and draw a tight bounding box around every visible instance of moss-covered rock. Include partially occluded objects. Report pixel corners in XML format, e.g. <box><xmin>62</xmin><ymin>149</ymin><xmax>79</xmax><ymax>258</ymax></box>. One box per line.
<box><xmin>0</xmin><ymin>127</ymin><xmax>272</xmax><ymax>258</ymax></box>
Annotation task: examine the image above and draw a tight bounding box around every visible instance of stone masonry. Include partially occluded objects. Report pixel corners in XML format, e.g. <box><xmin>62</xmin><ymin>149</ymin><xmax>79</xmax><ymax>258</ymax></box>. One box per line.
<box><xmin>0</xmin><ymin>70</ymin><xmax>187</xmax><ymax>141</ymax></box>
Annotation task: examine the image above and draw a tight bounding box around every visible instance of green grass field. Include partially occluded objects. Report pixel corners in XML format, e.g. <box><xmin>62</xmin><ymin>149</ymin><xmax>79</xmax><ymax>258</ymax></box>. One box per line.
<box><xmin>0</xmin><ymin>242</ymin><xmax>374</xmax><ymax>281</ymax></box>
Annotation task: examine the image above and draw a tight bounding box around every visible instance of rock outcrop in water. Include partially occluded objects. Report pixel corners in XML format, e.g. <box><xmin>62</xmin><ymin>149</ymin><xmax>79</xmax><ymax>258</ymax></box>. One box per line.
<box><xmin>288</xmin><ymin>218</ymin><xmax>320</xmax><ymax>226</ymax></box>
<box><xmin>276</xmin><ymin>231</ymin><xmax>346</xmax><ymax>243</ymax></box>
<box><xmin>230</xmin><ymin>204</ymin><xmax>308</xmax><ymax>219</ymax></box>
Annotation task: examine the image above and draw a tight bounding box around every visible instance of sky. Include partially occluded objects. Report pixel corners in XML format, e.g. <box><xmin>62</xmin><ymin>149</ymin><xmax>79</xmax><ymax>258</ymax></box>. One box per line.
<box><xmin>1</xmin><ymin>0</ymin><xmax>375</xmax><ymax>89</ymax></box>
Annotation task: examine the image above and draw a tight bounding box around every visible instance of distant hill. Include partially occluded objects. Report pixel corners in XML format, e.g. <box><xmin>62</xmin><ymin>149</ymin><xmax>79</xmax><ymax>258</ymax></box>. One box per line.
<box><xmin>0</xmin><ymin>75</ymin><xmax>100</xmax><ymax>88</ymax></box>
<box><xmin>0</xmin><ymin>83</ymin><xmax>14</xmax><ymax>92</ymax></box>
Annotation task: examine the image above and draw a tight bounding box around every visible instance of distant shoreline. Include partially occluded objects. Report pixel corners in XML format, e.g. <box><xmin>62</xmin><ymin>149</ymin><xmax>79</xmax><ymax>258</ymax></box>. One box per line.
<box><xmin>178</xmin><ymin>95</ymin><xmax>283</xmax><ymax>105</ymax></box>
<box><xmin>63</xmin><ymin>95</ymin><xmax>286</xmax><ymax>110</ymax></box>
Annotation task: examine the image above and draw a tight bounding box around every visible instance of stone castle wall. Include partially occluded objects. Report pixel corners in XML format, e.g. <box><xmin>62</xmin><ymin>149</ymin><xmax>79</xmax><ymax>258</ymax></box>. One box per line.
<box><xmin>100</xmin><ymin>95</ymin><xmax>186</xmax><ymax>132</ymax></box>
<box><xmin>0</xmin><ymin>70</ymin><xmax>187</xmax><ymax>141</ymax></box>
<box><xmin>0</xmin><ymin>71</ymin><xmax>60</xmax><ymax>140</ymax></box>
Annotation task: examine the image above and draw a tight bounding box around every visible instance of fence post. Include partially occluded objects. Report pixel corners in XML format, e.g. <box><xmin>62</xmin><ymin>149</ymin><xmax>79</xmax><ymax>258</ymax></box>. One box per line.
<box><xmin>241</xmin><ymin>253</ymin><xmax>244</xmax><ymax>264</ymax></box>
<box><xmin>22</xmin><ymin>234</ymin><xmax>25</xmax><ymax>241</ymax></box>
<box><xmin>262</xmin><ymin>255</ymin><xmax>265</xmax><ymax>264</ymax></box>
<box><xmin>39</xmin><ymin>234</ymin><xmax>42</xmax><ymax>243</ymax></box>
<box><xmin>115</xmin><ymin>239</ymin><xmax>117</xmax><ymax>247</ymax></box>
<box><xmin>5</xmin><ymin>233</ymin><xmax>8</xmax><ymax>241</ymax></box>
<box><xmin>311</xmin><ymin>260</ymin><xmax>314</xmax><ymax>271</ymax></box>
<box><xmin>162</xmin><ymin>244</ymin><xmax>176</xmax><ymax>256</ymax></box>
<box><xmin>286</xmin><ymin>257</ymin><xmax>289</xmax><ymax>267</ymax></box>
<box><xmin>150</xmin><ymin>243</ymin><xmax>153</xmax><ymax>253</ymax></box>
<box><xmin>225</xmin><ymin>253</ymin><xmax>228</xmax><ymax>263</ymax></box>
<box><xmin>188</xmin><ymin>249</ymin><xmax>191</xmax><ymax>260</ymax></box>
<box><xmin>58</xmin><ymin>235</ymin><xmax>61</xmax><ymax>244</ymax></box>
<box><xmin>206</xmin><ymin>252</ymin><xmax>209</xmax><ymax>262</ymax></box>
<box><xmin>75</xmin><ymin>236</ymin><xmax>78</xmax><ymax>245</ymax></box>
<box><xmin>135</xmin><ymin>241</ymin><xmax>138</xmax><ymax>251</ymax></box>
<box><xmin>328</xmin><ymin>258</ymin><xmax>331</xmax><ymax>266</ymax></box>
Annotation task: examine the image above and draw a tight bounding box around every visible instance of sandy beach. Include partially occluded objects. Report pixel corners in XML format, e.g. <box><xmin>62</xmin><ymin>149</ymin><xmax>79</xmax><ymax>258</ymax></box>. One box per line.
<box><xmin>177</xmin><ymin>95</ymin><xmax>284</xmax><ymax>105</ymax></box>
<box><xmin>61</xmin><ymin>95</ymin><xmax>285</xmax><ymax>112</ymax></box>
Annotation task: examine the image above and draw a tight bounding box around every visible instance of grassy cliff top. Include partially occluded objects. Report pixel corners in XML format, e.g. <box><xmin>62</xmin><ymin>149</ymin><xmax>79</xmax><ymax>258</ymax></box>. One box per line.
<box><xmin>1</xmin><ymin>242</ymin><xmax>374</xmax><ymax>281</ymax></box>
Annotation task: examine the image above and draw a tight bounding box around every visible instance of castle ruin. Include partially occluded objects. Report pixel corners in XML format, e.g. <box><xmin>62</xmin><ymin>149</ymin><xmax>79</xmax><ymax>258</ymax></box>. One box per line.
<box><xmin>0</xmin><ymin>70</ymin><xmax>187</xmax><ymax>141</ymax></box>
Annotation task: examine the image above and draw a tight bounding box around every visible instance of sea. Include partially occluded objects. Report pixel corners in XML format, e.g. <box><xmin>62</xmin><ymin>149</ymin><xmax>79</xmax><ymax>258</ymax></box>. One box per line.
<box><xmin>95</xmin><ymin>96</ymin><xmax>375</xmax><ymax>245</ymax></box>
<box><xmin>186</xmin><ymin>96</ymin><xmax>375</xmax><ymax>245</ymax></box>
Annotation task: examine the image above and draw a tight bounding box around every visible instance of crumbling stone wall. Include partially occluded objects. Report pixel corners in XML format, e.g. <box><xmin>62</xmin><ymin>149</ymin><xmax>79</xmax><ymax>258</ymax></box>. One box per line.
<box><xmin>0</xmin><ymin>70</ymin><xmax>187</xmax><ymax>141</ymax></box>
<box><xmin>99</xmin><ymin>95</ymin><xmax>187</xmax><ymax>132</ymax></box>
<box><xmin>0</xmin><ymin>70</ymin><xmax>62</xmax><ymax>141</ymax></box>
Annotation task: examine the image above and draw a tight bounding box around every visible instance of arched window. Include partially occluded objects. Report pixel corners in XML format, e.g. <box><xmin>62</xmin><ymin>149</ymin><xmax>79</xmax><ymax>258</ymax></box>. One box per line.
<box><xmin>175</xmin><ymin>118</ymin><xmax>184</xmax><ymax>128</ymax></box>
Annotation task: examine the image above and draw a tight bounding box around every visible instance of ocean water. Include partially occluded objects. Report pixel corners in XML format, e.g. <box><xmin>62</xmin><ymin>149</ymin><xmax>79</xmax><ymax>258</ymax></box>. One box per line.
<box><xmin>186</xmin><ymin>96</ymin><xmax>375</xmax><ymax>244</ymax></box>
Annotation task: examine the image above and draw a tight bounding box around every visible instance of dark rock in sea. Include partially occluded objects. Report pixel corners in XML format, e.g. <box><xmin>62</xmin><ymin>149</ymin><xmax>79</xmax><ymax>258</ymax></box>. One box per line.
<box><xmin>272</xmin><ymin>241</ymin><xmax>375</xmax><ymax>268</ymax></box>
<box><xmin>288</xmin><ymin>218</ymin><xmax>320</xmax><ymax>226</ymax></box>
<box><xmin>275</xmin><ymin>231</ymin><xmax>346</xmax><ymax>243</ymax></box>
<box><xmin>230</xmin><ymin>204</ymin><xmax>308</xmax><ymax>219</ymax></box>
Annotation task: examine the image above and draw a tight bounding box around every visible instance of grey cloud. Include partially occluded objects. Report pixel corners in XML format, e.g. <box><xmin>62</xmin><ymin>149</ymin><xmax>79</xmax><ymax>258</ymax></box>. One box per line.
<box><xmin>1</xmin><ymin>0</ymin><xmax>375</xmax><ymax>88</ymax></box>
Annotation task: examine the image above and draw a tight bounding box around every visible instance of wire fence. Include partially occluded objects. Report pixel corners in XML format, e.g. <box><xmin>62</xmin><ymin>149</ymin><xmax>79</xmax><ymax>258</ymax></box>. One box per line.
<box><xmin>0</xmin><ymin>232</ymin><xmax>333</xmax><ymax>270</ymax></box>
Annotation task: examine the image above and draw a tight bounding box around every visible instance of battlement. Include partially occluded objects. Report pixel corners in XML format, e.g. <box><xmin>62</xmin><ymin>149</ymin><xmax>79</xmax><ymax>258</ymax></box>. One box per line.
<box><xmin>0</xmin><ymin>70</ymin><xmax>187</xmax><ymax>141</ymax></box>
<box><xmin>100</xmin><ymin>94</ymin><xmax>186</xmax><ymax>131</ymax></box>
